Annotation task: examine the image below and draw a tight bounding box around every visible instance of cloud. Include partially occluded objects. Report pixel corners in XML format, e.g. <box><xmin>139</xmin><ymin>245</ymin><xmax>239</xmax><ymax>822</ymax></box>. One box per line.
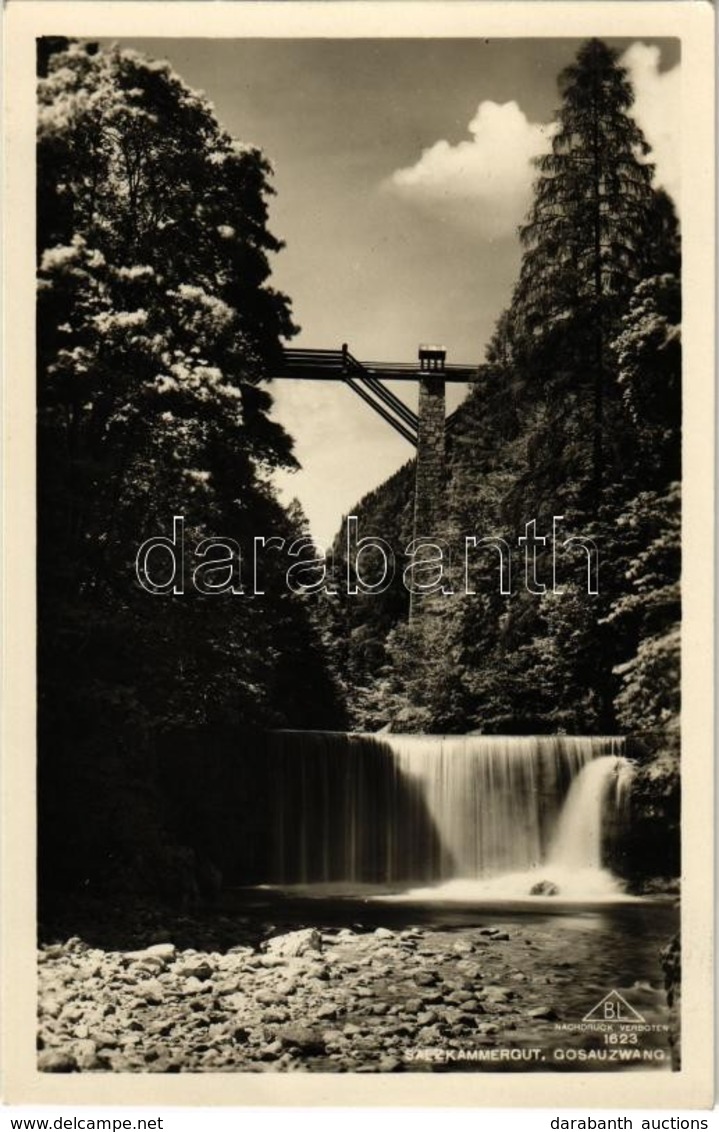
<box><xmin>387</xmin><ymin>44</ymin><xmax>680</xmax><ymax>233</ymax></box>
<box><xmin>621</xmin><ymin>43</ymin><xmax>681</xmax><ymax>213</ymax></box>
<box><xmin>387</xmin><ymin>101</ymin><xmax>556</xmax><ymax>238</ymax></box>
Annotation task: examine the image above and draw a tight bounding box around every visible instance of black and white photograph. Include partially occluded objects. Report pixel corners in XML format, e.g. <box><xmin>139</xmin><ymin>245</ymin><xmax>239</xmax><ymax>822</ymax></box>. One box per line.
<box><xmin>2</xmin><ymin>0</ymin><xmax>715</xmax><ymax>1110</ymax></box>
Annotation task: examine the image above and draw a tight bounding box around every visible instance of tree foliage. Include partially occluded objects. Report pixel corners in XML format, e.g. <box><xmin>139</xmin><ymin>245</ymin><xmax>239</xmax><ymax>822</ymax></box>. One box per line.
<box><xmin>335</xmin><ymin>41</ymin><xmax>681</xmax><ymax>773</ymax></box>
<box><xmin>37</xmin><ymin>41</ymin><xmax>345</xmax><ymax>902</ymax></box>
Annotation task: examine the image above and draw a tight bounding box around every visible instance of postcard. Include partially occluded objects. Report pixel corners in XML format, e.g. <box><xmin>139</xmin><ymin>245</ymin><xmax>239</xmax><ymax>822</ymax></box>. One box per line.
<box><xmin>2</xmin><ymin>0</ymin><xmax>715</xmax><ymax>1109</ymax></box>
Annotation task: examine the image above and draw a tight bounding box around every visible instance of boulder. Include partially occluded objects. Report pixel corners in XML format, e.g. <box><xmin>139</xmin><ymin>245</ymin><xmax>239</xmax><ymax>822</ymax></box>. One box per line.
<box><xmin>265</xmin><ymin>928</ymin><xmax>322</xmax><ymax>958</ymax></box>
<box><xmin>276</xmin><ymin>1026</ymin><xmax>326</xmax><ymax>1055</ymax></box>
<box><xmin>451</xmin><ymin>939</ymin><xmax>474</xmax><ymax>955</ymax></box>
<box><xmin>177</xmin><ymin>960</ymin><xmax>213</xmax><ymax>981</ymax></box>
<box><xmin>72</xmin><ymin>1039</ymin><xmax>99</xmax><ymax>1070</ymax></box>
<box><xmin>530</xmin><ymin>880</ymin><xmax>560</xmax><ymax>896</ymax></box>
<box><xmin>315</xmin><ymin>1004</ymin><xmax>338</xmax><ymax>1020</ymax></box>
<box><xmin>146</xmin><ymin>943</ymin><xmax>176</xmax><ymax>960</ymax></box>
<box><xmin>131</xmin><ymin>979</ymin><xmax>164</xmax><ymax>1005</ymax></box>
<box><xmin>38</xmin><ymin>1051</ymin><xmax>77</xmax><ymax>1073</ymax></box>
<box><xmin>414</xmin><ymin>970</ymin><xmax>439</xmax><ymax>987</ymax></box>
<box><xmin>378</xmin><ymin>1056</ymin><xmax>403</xmax><ymax>1072</ymax></box>
<box><xmin>526</xmin><ymin>1005</ymin><xmax>559</xmax><ymax>1020</ymax></box>
<box><xmin>262</xmin><ymin>1007</ymin><xmax>290</xmax><ymax>1024</ymax></box>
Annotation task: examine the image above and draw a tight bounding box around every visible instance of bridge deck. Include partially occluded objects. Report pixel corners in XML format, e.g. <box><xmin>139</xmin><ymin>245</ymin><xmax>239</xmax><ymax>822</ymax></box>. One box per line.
<box><xmin>274</xmin><ymin>347</ymin><xmax>477</xmax><ymax>383</ymax></box>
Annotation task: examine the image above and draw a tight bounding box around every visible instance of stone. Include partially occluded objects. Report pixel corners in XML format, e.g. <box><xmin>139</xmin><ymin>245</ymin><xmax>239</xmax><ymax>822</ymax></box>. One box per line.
<box><xmin>479</xmin><ymin>986</ymin><xmax>513</xmax><ymax>1002</ymax></box>
<box><xmin>132</xmin><ymin>980</ymin><xmax>164</xmax><ymax>1005</ymax></box>
<box><xmin>146</xmin><ymin>943</ymin><xmax>176</xmax><ymax>960</ymax></box>
<box><xmin>130</xmin><ymin>957</ymin><xmax>165</xmax><ymax>976</ymax></box>
<box><xmin>414</xmin><ymin>970</ymin><xmax>439</xmax><ymax>987</ymax></box>
<box><xmin>223</xmin><ymin>992</ymin><xmax>249</xmax><ymax>1012</ymax></box>
<box><xmin>224</xmin><ymin>945</ymin><xmax>253</xmax><ymax>960</ymax></box>
<box><xmin>39</xmin><ymin>945</ymin><xmax>65</xmax><ymax>962</ymax></box>
<box><xmin>418</xmin><ymin>990</ymin><xmax>443</xmax><ymax>1004</ymax></box>
<box><xmin>259</xmin><ymin>1041</ymin><xmax>282</xmax><ymax>1061</ymax></box>
<box><xmin>373</xmin><ymin>928</ymin><xmax>394</xmax><ymax>940</ymax></box>
<box><xmin>446</xmin><ymin>990</ymin><xmax>475</xmax><ymax>1006</ymax></box>
<box><xmin>147</xmin><ymin>1018</ymin><xmax>176</xmax><ymax>1037</ymax></box>
<box><xmin>402</xmin><ymin>998</ymin><xmax>423</xmax><ymax>1014</ymax></box>
<box><xmin>215</xmin><ymin>978</ymin><xmax>243</xmax><ymax>996</ymax></box>
<box><xmin>177</xmin><ymin>960</ymin><xmax>213</xmax><ymax>982</ymax></box>
<box><xmin>255</xmin><ymin>989</ymin><xmax>282</xmax><ymax>1006</ymax></box>
<box><xmin>526</xmin><ymin>1005</ymin><xmax>558</xmax><ymax>1020</ymax></box>
<box><xmin>378</xmin><ymin>1056</ymin><xmax>403</xmax><ymax>1072</ymax></box>
<box><xmin>63</xmin><ymin>937</ymin><xmax>88</xmax><ymax>954</ymax></box>
<box><xmin>265</xmin><ymin>929</ymin><xmax>322</xmax><ymax>958</ymax></box>
<box><xmin>262</xmin><ymin>1007</ymin><xmax>290</xmax><ymax>1024</ymax></box>
<box><xmin>530</xmin><ymin>880</ymin><xmax>560</xmax><ymax>896</ymax></box>
<box><xmin>73</xmin><ymin>1039</ymin><xmax>99</xmax><ymax>1070</ymax></box>
<box><xmin>438</xmin><ymin>1008</ymin><xmax>464</xmax><ymax>1027</ymax></box>
<box><xmin>74</xmin><ymin>963</ymin><xmax>101</xmax><ymax>981</ymax></box>
<box><xmin>276</xmin><ymin>1026</ymin><xmax>325</xmax><ymax>1055</ymax></box>
<box><xmin>451</xmin><ymin>939</ymin><xmax>474</xmax><ymax>955</ymax></box>
<box><xmin>38</xmin><ymin>1051</ymin><xmax>77</xmax><ymax>1073</ymax></box>
<box><xmin>315</xmin><ymin>1004</ymin><xmax>338</xmax><ymax>1020</ymax></box>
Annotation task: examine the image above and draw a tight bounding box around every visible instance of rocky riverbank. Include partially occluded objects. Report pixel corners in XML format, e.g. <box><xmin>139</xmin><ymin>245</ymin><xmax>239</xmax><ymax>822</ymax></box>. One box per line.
<box><xmin>37</xmin><ymin>916</ymin><xmax>674</xmax><ymax>1074</ymax></box>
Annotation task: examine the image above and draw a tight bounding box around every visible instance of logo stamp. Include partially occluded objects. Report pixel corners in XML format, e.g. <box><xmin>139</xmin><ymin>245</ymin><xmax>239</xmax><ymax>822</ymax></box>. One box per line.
<box><xmin>549</xmin><ymin>986</ymin><xmax>669</xmax><ymax>1064</ymax></box>
<box><xmin>582</xmin><ymin>990</ymin><xmax>646</xmax><ymax>1024</ymax></box>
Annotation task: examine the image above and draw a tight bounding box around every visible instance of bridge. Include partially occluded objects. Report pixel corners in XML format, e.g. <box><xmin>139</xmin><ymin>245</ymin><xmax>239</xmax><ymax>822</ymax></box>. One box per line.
<box><xmin>271</xmin><ymin>343</ymin><xmax>478</xmax><ymax>621</ymax></box>
<box><xmin>274</xmin><ymin>345</ymin><xmax>477</xmax><ymax>447</ymax></box>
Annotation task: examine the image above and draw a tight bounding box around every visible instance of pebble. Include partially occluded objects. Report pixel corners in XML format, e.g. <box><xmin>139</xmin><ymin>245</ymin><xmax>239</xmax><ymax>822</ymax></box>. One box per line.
<box><xmin>38</xmin><ymin>1050</ymin><xmax>77</xmax><ymax>1072</ymax></box>
<box><xmin>36</xmin><ymin>919</ymin><xmax>588</xmax><ymax>1073</ymax></box>
<box><xmin>526</xmin><ymin>1005</ymin><xmax>558</xmax><ymax>1020</ymax></box>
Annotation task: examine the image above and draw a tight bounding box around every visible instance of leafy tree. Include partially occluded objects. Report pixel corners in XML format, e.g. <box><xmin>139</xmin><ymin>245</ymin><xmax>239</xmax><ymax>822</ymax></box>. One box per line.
<box><xmin>613</xmin><ymin>273</ymin><xmax>681</xmax><ymax>489</ymax></box>
<box><xmin>36</xmin><ymin>41</ymin><xmax>345</xmax><ymax>902</ymax></box>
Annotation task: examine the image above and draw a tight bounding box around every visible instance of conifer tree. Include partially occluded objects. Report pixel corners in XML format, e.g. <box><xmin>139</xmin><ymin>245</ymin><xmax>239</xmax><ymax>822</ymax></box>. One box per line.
<box><xmin>515</xmin><ymin>38</ymin><xmax>659</xmax><ymax>494</ymax></box>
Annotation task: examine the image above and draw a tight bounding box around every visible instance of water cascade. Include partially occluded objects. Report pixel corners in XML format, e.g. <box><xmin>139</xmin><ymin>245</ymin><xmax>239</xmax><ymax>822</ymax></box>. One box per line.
<box><xmin>263</xmin><ymin>732</ymin><xmax>633</xmax><ymax>898</ymax></box>
<box><xmin>548</xmin><ymin>754</ymin><xmax>634</xmax><ymax>871</ymax></box>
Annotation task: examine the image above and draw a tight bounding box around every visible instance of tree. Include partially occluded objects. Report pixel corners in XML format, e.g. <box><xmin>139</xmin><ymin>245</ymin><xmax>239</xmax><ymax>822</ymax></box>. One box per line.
<box><xmin>516</xmin><ymin>38</ymin><xmax>660</xmax><ymax>496</ymax></box>
<box><xmin>327</xmin><ymin>40</ymin><xmax>681</xmax><ymax>756</ymax></box>
<box><xmin>36</xmin><ymin>42</ymin><xmax>345</xmax><ymax>901</ymax></box>
<box><xmin>37</xmin><ymin>41</ymin><xmax>301</xmax><ymax>723</ymax></box>
<box><xmin>613</xmin><ymin>272</ymin><xmax>681</xmax><ymax>489</ymax></box>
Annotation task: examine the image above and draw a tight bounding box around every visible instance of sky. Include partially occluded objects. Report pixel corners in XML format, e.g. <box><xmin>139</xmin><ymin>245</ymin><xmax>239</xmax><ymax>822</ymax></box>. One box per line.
<box><xmin>120</xmin><ymin>36</ymin><xmax>680</xmax><ymax>545</ymax></box>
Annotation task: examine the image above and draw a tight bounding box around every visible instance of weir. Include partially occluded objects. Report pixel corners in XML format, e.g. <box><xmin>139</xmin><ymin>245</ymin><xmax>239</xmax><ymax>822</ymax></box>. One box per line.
<box><xmin>264</xmin><ymin>733</ymin><xmax>632</xmax><ymax>894</ymax></box>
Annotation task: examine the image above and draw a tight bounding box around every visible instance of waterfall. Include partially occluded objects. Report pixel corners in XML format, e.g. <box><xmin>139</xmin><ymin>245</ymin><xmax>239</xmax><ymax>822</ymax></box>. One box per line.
<box><xmin>263</xmin><ymin>732</ymin><xmax>632</xmax><ymax>896</ymax></box>
<box><xmin>548</xmin><ymin>755</ymin><xmax>634</xmax><ymax>871</ymax></box>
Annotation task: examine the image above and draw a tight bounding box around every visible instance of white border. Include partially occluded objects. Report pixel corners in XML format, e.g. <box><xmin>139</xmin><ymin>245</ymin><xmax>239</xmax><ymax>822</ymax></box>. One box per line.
<box><xmin>2</xmin><ymin>1</ymin><xmax>715</xmax><ymax>1108</ymax></box>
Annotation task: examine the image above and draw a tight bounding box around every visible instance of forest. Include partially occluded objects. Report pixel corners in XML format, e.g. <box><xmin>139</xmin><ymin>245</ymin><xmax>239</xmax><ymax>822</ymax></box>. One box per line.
<box><xmin>36</xmin><ymin>37</ymin><xmax>681</xmax><ymax>909</ymax></box>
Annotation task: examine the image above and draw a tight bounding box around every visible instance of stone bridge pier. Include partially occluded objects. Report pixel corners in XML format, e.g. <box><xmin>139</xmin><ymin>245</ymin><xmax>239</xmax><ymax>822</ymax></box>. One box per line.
<box><xmin>409</xmin><ymin>346</ymin><xmax>450</xmax><ymax>624</ymax></box>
